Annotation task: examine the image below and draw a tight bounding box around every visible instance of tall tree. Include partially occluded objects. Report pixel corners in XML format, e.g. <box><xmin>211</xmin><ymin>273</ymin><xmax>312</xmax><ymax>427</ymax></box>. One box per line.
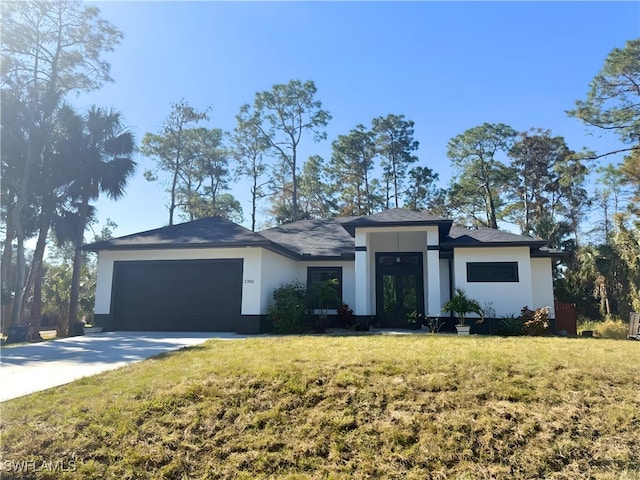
<box><xmin>619</xmin><ymin>150</ymin><xmax>640</xmax><ymax>222</ymax></box>
<box><xmin>556</xmin><ymin>215</ymin><xmax>640</xmax><ymax>321</ymax></box>
<box><xmin>0</xmin><ymin>90</ymin><xmax>32</xmax><ymax>326</ymax></box>
<box><xmin>21</xmin><ymin>105</ymin><xmax>84</xmax><ymax>337</ymax></box>
<box><xmin>404</xmin><ymin>166</ymin><xmax>446</xmax><ymax>214</ymax></box>
<box><xmin>329</xmin><ymin>125</ymin><xmax>379</xmax><ymax>216</ymax></box>
<box><xmin>178</xmin><ymin>127</ymin><xmax>241</xmax><ymax>222</ymax></box>
<box><xmin>568</xmin><ymin>39</ymin><xmax>640</xmax><ymax>161</ymax></box>
<box><xmin>1</xmin><ymin>0</ymin><xmax>121</xmax><ymax>327</ymax></box>
<box><xmin>66</xmin><ymin>106</ymin><xmax>135</xmax><ymax>335</ymax></box>
<box><xmin>594</xmin><ymin>163</ymin><xmax>632</xmax><ymax>241</ymax></box>
<box><xmin>372</xmin><ymin>114</ymin><xmax>419</xmax><ymax>209</ymax></box>
<box><xmin>141</xmin><ymin>100</ymin><xmax>209</xmax><ymax>226</ymax></box>
<box><xmin>505</xmin><ymin>128</ymin><xmax>588</xmax><ymax>246</ymax></box>
<box><xmin>234</xmin><ymin>105</ymin><xmax>271</xmax><ymax>231</ymax></box>
<box><xmin>555</xmin><ymin>155</ymin><xmax>591</xmax><ymax>248</ymax></box>
<box><xmin>447</xmin><ymin>123</ymin><xmax>517</xmax><ymax>229</ymax></box>
<box><xmin>298</xmin><ymin>155</ymin><xmax>337</xmax><ymax>219</ymax></box>
<box><xmin>245</xmin><ymin>79</ymin><xmax>331</xmax><ymax>223</ymax></box>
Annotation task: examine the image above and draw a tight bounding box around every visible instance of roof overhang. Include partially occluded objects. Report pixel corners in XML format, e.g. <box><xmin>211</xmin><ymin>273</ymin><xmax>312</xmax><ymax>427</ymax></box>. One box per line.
<box><xmin>84</xmin><ymin>240</ymin><xmax>303</xmax><ymax>261</ymax></box>
<box><xmin>342</xmin><ymin>220</ymin><xmax>453</xmax><ymax>240</ymax></box>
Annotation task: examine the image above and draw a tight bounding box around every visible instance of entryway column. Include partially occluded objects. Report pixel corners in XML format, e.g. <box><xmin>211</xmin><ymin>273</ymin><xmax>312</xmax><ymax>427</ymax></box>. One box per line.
<box><xmin>426</xmin><ymin>229</ymin><xmax>442</xmax><ymax>316</ymax></box>
<box><xmin>354</xmin><ymin>231</ymin><xmax>371</xmax><ymax>317</ymax></box>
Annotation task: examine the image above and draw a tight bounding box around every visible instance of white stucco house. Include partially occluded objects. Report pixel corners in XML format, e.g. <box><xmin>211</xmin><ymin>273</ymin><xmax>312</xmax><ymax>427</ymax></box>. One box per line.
<box><xmin>85</xmin><ymin>208</ymin><xmax>562</xmax><ymax>334</ymax></box>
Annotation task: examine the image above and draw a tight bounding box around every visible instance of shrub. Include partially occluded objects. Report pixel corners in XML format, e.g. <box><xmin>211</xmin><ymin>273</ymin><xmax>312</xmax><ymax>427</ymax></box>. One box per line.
<box><xmin>579</xmin><ymin>317</ymin><xmax>629</xmax><ymax>340</ymax></box>
<box><xmin>337</xmin><ymin>304</ymin><xmax>354</xmax><ymax>329</ymax></box>
<box><xmin>267</xmin><ymin>281</ymin><xmax>308</xmax><ymax>334</ymax></box>
<box><xmin>519</xmin><ymin>306</ymin><xmax>550</xmax><ymax>336</ymax></box>
<box><xmin>495</xmin><ymin>314</ymin><xmax>524</xmax><ymax>336</ymax></box>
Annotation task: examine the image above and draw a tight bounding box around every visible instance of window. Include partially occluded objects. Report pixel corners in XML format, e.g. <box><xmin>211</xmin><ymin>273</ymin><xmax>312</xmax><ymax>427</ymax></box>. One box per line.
<box><xmin>378</xmin><ymin>254</ymin><xmax>421</xmax><ymax>266</ymax></box>
<box><xmin>466</xmin><ymin>262</ymin><xmax>519</xmax><ymax>282</ymax></box>
<box><xmin>307</xmin><ymin>267</ymin><xmax>342</xmax><ymax>309</ymax></box>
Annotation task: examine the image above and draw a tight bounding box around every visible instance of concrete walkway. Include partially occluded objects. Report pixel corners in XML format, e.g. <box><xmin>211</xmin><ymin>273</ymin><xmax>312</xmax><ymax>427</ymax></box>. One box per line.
<box><xmin>0</xmin><ymin>332</ymin><xmax>243</xmax><ymax>402</ymax></box>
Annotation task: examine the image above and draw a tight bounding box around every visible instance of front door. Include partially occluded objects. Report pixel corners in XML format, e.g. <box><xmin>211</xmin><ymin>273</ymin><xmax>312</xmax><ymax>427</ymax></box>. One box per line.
<box><xmin>375</xmin><ymin>253</ymin><xmax>425</xmax><ymax>328</ymax></box>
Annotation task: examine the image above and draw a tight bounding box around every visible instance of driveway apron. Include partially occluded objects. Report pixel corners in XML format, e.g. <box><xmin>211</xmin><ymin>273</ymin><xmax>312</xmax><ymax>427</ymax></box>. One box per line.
<box><xmin>0</xmin><ymin>332</ymin><xmax>241</xmax><ymax>402</ymax></box>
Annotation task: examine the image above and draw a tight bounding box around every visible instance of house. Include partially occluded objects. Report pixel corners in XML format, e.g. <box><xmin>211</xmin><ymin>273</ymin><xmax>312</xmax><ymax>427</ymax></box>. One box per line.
<box><xmin>85</xmin><ymin>208</ymin><xmax>563</xmax><ymax>334</ymax></box>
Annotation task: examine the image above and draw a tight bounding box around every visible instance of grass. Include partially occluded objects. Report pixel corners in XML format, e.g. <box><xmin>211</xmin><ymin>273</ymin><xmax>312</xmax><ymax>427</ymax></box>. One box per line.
<box><xmin>1</xmin><ymin>335</ymin><xmax>639</xmax><ymax>479</ymax></box>
<box><xmin>577</xmin><ymin>318</ymin><xmax>630</xmax><ymax>339</ymax></box>
<box><xmin>0</xmin><ymin>329</ymin><xmax>57</xmax><ymax>348</ymax></box>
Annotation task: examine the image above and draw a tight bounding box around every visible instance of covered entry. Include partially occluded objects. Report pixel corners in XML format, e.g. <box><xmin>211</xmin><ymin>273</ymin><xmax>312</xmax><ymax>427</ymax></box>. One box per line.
<box><xmin>111</xmin><ymin>259</ymin><xmax>243</xmax><ymax>331</ymax></box>
<box><xmin>375</xmin><ymin>253</ymin><xmax>425</xmax><ymax>328</ymax></box>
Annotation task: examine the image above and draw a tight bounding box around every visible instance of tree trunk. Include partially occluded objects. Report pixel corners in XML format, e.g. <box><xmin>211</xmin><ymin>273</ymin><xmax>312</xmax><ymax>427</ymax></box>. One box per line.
<box><xmin>23</xmin><ymin>208</ymin><xmax>52</xmax><ymax>340</ymax></box>
<box><xmin>251</xmin><ymin>181</ymin><xmax>257</xmax><ymax>232</ymax></box>
<box><xmin>20</xmin><ymin>208</ymin><xmax>50</xmax><ymax>313</ymax></box>
<box><xmin>393</xmin><ymin>155</ymin><xmax>399</xmax><ymax>208</ymax></box>
<box><xmin>10</xmin><ymin>232</ymin><xmax>26</xmax><ymax>327</ymax></box>
<box><xmin>10</xmin><ymin>140</ymin><xmax>37</xmax><ymax>328</ymax></box>
<box><xmin>364</xmin><ymin>171</ymin><xmax>372</xmax><ymax>215</ymax></box>
<box><xmin>291</xmin><ymin>149</ymin><xmax>299</xmax><ymax>221</ymax></box>
<box><xmin>67</xmin><ymin>193</ymin><xmax>90</xmax><ymax>336</ymax></box>
<box><xmin>1</xmin><ymin>204</ymin><xmax>16</xmax><ymax>334</ymax></box>
<box><xmin>28</xmin><ymin>267</ymin><xmax>44</xmax><ymax>342</ymax></box>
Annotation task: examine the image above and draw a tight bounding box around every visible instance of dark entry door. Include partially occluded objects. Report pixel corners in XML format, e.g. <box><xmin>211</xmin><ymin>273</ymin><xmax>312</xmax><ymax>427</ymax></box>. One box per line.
<box><xmin>376</xmin><ymin>253</ymin><xmax>424</xmax><ymax>328</ymax></box>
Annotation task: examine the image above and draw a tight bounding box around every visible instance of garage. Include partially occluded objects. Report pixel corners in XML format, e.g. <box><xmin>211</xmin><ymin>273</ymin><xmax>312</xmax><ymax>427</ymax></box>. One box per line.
<box><xmin>111</xmin><ymin>259</ymin><xmax>243</xmax><ymax>331</ymax></box>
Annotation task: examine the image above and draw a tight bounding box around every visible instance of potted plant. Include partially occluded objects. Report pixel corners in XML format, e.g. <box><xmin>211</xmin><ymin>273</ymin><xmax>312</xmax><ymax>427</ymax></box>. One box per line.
<box><xmin>442</xmin><ymin>288</ymin><xmax>484</xmax><ymax>335</ymax></box>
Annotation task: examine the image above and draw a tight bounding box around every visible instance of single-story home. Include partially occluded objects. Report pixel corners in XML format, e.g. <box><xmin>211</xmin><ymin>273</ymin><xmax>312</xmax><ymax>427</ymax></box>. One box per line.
<box><xmin>85</xmin><ymin>208</ymin><xmax>563</xmax><ymax>334</ymax></box>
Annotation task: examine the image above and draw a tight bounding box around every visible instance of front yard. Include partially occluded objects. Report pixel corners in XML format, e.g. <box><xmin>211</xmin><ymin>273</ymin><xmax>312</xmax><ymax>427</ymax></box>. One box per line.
<box><xmin>1</xmin><ymin>335</ymin><xmax>639</xmax><ymax>479</ymax></box>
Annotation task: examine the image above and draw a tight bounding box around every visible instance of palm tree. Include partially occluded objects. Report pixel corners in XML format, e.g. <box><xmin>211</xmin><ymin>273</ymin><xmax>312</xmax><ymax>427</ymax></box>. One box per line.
<box><xmin>66</xmin><ymin>106</ymin><xmax>136</xmax><ymax>335</ymax></box>
<box><xmin>18</xmin><ymin>106</ymin><xmax>84</xmax><ymax>338</ymax></box>
<box><xmin>442</xmin><ymin>288</ymin><xmax>484</xmax><ymax>326</ymax></box>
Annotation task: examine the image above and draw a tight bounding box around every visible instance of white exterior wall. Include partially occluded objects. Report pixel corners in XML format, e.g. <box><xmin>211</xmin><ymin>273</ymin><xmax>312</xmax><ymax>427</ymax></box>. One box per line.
<box><xmin>354</xmin><ymin>231</ymin><xmax>372</xmax><ymax>316</ymax></box>
<box><xmin>426</xmin><ymin>229</ymin><xmax>441</xmax><ymax>316</ymax></box>
<box><xmin>258</xmin><ymin>249</ymin><xmax>299</xmax><ymax>313</ymax></box>
<box><xmin>95</xmin><ymin>247</ymin><xmax>357</xmax><ymax>318</ymax></box>
<box><xmin>95</xmin><ymin>247</ymin><xmax>267</xmax><ymax>317</ymax></box>
<box><xmin>453</xmin><ymin>247</ymin><xmax>534</xmax><ymax>318</ymax></box>
<box><xmin>94</xmin><ymin>237</ymin><xmax>555</xmax><ymax>325</ymax></box>
<box><xmin>531</xmin><ymin>257</ymin><xmax>556</xmax><ymax>318</ymax></box>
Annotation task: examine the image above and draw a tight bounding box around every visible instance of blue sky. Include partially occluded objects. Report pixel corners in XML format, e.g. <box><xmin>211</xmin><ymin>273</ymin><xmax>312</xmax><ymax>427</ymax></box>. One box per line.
<box><xmin>74</xmin><ymin>1</ymin><xmax>640</xmax><ymax>238</ymax></box>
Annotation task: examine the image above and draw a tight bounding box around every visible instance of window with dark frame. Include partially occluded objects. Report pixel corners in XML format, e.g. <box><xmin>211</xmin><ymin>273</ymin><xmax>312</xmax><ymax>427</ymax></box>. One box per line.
<box><xmin>466</xmin><ymin>262</ymin><xmax>519</xmax><ymax>282</ymax></box>
<box><xmin>307</xmin><ymin>267</ymin><xmax>342</xmax><ymax>309</ymax></box>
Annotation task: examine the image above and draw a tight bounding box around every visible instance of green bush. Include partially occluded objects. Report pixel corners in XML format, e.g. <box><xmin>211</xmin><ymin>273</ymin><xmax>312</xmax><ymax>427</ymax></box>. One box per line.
<box><xmin>495</xmin><ymin>314</ymin><xmax>524</xmax><ymax>336</ymax></box>
<box><xmin>267</xmin><ymin>281</ymin><xmax>308</xmax><ymax>334</ymax></box>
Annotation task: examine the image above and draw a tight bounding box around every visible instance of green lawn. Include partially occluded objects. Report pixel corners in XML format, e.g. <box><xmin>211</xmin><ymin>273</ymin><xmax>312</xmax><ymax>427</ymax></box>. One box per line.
<box><xmin>1</xmin><ymin>335</ymin><xmax>639</xmax><ymax>479</ymax></box>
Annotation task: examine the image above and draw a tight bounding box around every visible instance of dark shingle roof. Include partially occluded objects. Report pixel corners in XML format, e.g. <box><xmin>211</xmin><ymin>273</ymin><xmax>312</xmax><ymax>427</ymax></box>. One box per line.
<box><xmin>84</xmin><ymin>210</ymin><xmax>560</xmax><ymax>259</ymax></box>
<box><xmin>342</xmin><ymin>208</ymin><xmax>452</xmax><ymax>236</ymax></box>
<box><xmin>84</xmin><ymin>216</ymin><xmax>275</xmax><ymax>251</ymax></box>
<box><xmin>259</xmin><ymin>217</ymin><xmax>356</xmax><ymax>258</ymax></box>
<box><xmin>443</xmin><ymin>225</ymin><xmax>546</xmax><ymax>247</ymax></box>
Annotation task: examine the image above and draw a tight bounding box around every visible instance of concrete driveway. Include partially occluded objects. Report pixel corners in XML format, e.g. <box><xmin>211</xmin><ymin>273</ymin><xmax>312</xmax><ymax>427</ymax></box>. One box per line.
<box><xmin>0</xmin><ymin>332</ymin><xmax>244</xmax><ymax>402</ymax></box>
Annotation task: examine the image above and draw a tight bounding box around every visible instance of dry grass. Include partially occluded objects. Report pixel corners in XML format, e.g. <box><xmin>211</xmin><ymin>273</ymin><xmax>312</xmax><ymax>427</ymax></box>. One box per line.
<box><xmin>577</xmin><ymin>318</ymin><xmax>630</xmax><ymax>339</ymax></box>
<box><xmin>1</xmin><ymin>335</ymin><xmax>639</xmax><ymax>479</ymax></box>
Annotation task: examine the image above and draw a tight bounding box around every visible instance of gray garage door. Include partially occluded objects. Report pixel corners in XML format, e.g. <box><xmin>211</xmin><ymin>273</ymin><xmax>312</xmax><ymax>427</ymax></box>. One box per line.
<box><xmin>112</xmin><ymin>259</ymin><xmax>243</xmax><ymax>331</ymax></box>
